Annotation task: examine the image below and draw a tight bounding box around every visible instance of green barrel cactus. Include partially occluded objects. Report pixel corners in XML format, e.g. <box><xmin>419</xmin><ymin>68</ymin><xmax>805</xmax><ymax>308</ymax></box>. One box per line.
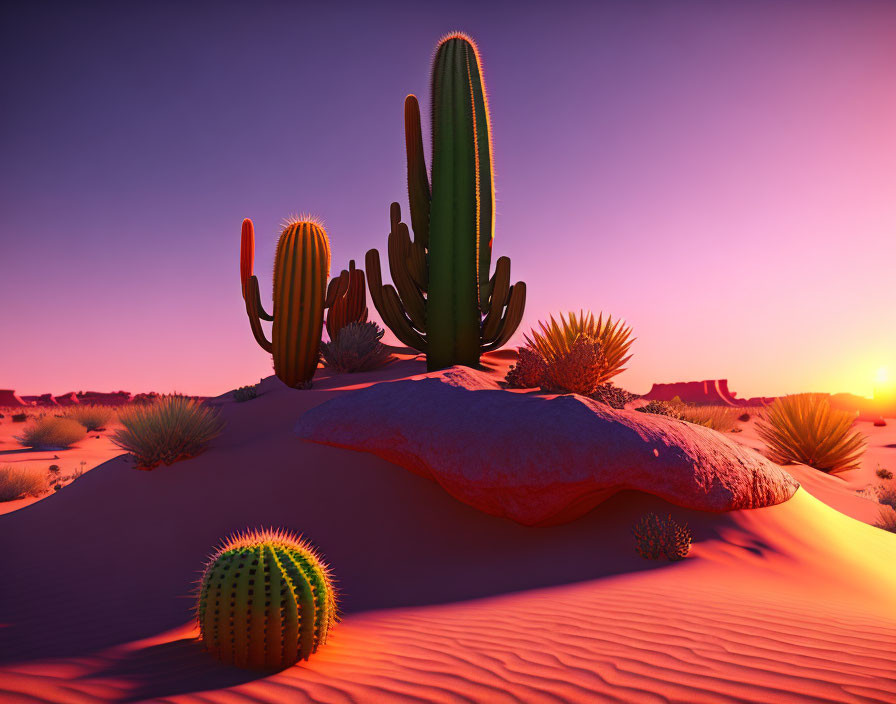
<box><xmin>242</xmin><ymin>217</ymin><xmax>345</xmax><ymax>388</ymax></box>
<box><xmin>366</xmin><ymin>32</ymin><xmax>526</xmax><ymax>371</ymax></box>
<box><xmin>197</xmin><ymin>528</ymin><xmax>337</xmax><ymax>669</ymax></box>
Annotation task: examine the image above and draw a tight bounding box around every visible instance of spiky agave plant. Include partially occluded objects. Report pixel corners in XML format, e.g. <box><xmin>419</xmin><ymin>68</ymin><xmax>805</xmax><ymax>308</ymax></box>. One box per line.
<box><xmin>755</xmin><ymin>393</ymin><xmax>866</xmax><ymax>473</ymax></box>
<box><xmin>524</xmin><ymin>311</ymin><xmax>634</xmax><ymax>384</ymax></box>
<box><xmin>197</xmin><ymin>528</ymin><xmax>337</xmax><ymax>669</ymax></box>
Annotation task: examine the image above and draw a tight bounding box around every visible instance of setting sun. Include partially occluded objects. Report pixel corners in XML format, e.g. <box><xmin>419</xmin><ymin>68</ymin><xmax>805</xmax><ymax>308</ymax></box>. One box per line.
<box><xmin>876</xmin><ymin>367</ymin><xmax>890</xmax><ymax>384</ymax></box>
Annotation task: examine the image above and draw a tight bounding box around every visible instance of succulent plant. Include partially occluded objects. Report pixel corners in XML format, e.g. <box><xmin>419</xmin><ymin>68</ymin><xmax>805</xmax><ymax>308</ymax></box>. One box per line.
<box><xmin>197</xmin><ymin>528</ymin><xmax>337</xmax><ymax>669</ymax></box>
<box><xmin>505</xmin><ymin>347</ymin><xmax>548</xmax><ymax>389</ymax></box>
<box><xmin>590</xmin><ymin>383</ymin><xmax>639</xmax><ymax>409</ymax></box>
<box><xmin>633</xmin><ymin>512</ymin><xmax>692</xmax><ymax>561</ymax></box>
<box><xmin>524</xmin><ymin>311</ymin><xmax>634</xmax><ymax>385</ymax></box>
<box><xmin>325</xmin><ymin>260</ymin><xmax>368</xmax><ymax>340</ymax></box>
<box><xmin>320</xmin><ymin>322</ymin><xmax>392</xmax><ymax>373</ymax></box>
<box><xmin>635</xmin><ymin>400</ymin><xmax>684</xmax><ymax>420</ymax></box>
<box><xmin>242</xmin><ymin>218</ymin><xmax>344</xmax><ymax>388</ymax></box>
<box><xmin>539</xmin><ymin>335</ymin><xmax>607</xmax><ymax>396</ymax></box>
<box><xmin>366</xmin><ymin>33</ymin><xmax>526</xmax><ymax>371</ymax></box>
<box><xmin>756</xmin><ymin>393</ymin><xmax>866</xmax><ymax>473</ymax></box>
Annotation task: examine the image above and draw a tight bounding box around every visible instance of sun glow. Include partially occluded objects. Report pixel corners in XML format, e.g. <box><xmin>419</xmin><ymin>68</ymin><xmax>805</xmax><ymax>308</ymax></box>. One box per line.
<box><xmin>876</xmin><ymin>367</ymin><xmax>889</xmax><ymax>385</ymax></box>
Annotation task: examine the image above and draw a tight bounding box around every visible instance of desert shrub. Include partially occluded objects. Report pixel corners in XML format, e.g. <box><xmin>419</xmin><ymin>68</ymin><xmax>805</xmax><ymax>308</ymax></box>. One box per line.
<box><xmin>632</xmin><ymin>512</ymin><xmax>691</xmax><ymax>561</ymax></box>
<box><xmin>738</xmin><ymin>411</ymin><xmax>751</xmax><ymax>422</ymax></box>
<box><xmin>676</xmin><ymin>404</ymin><xmax>742</xmax><ymax>432</ymax></box>
<box><xmin>111</xmin><ymin>395</ymin><xmax>225</xmax><ymax>470</ymax></box>
<box><xmin>15</xmin><ymin>417</ymin><xmax>86</xmax><ymax>449</ymax></box>
<box><xmin>635</xmin><ymin>400</ymin><xmax>684</xmax><ymax>420</ymax></box>
<box><xmin>539</xmin><ymin>335</ymin><xmax>607</xmax><ymax>395</ymax></box>
<box><xmin>505</xmin><ymin>347</ymin><xmax>547</xmax><ymax>388</ymax></box>
<box><xmin>320</xmin><ymin>322</ymin><xmax>392</xmax><ymax>373</ymax></box>
<box><xmin>0</xmin><ymin>466</ymin><xmax>47</xmax><ymax>502</ymax></box>
<box><xmin>12</xmin><ymin>413</ymin><xmax>27</xmax><ymax>422</ymax></box>
<box><xmin>878</xmin><ymin>483</ymin><xmax>896</xmax><ymax>511</ymax></box>
<box><xmin>65</xmin><ymin>405</ymin><xmax>114</xmax><ymax>431</ymax></box>
<box><xmin>233</xmin><ymin>385</ymin><xmax>258</xmax><ymax>402</ymax></box>
<box><xmin>524</xmin><ymin>310</ymin><xmax>634</xmax><ymax>385</ymax></box>
<box><xmin>755</xmin><ymin>394</ymin><xmax>866</xmax><ymax>473</ymax></box>
<box><xmin>590</xmin><ymin>383</ymin><xmax>639</xmax><ymax>409</ymax></box>
<box><xmin>876</xmin><ymin>465</ymin><xmax>893</xmax><ymax>480</ymax></box>
<box><xmin>877</xmin><ymin>506</ymin><xmax>896</xmax><ymax>533</ymax></box>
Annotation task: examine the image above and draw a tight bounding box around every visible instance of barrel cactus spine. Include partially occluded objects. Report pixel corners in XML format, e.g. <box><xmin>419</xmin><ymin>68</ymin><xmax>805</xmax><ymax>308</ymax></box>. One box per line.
<box><xmin>366</xmin><ymin>32</ymin><xmax>526</xmax><ymax>371</ymax></box>
<box><xmin>242</xmin><ymin>217</ymin><xmax>334</xmax><ymax>388</ymax></box>
<box><xmin>325</xmin><ymin>260</ymin><xmax>368</xmax><ymax>340</ymax></box>
<box><xmin>197</xmin><ymin>528</ymin><xmax>337</xmax><ymax>669</ymax></box>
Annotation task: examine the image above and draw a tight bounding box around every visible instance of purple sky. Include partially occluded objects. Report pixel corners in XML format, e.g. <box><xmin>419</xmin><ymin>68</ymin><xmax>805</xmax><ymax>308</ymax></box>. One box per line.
<box><xmin>2</xmin><ymin>0</ymin><xmax>894</xmax><ymax>398</ymax></box>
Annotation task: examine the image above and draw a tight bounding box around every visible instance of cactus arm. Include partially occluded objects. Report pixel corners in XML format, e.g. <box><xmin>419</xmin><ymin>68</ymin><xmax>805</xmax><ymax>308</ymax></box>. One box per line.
<box><xmin>482</xmin><ymin>281</ymin><xmax>526</xmax><ymax>352</ymax></box>
<box><xmin>481</xmin><ymin>256</ymin><xmax>511</xmax><ymax>342</ymax></box>
<box><xmin>387</xmin><ymin>222</ymin><xmax>426</xmax><ymax>330</ymax></box>
<box><xmin>404</xmin><ymin>95</ymin><xmax>431</xmax><ymax>248</ymax></box>
<box><xmin>245</xmin><ymin>275</ymin><xmax>274</xmax><ymax>353</ymax></box>
<box><xmin>325</xmin><ymin>270</ymin><xmax>350</xmax><ymax>308</ymax></box>
<box><xmin>365</xmin><ymin>248</ymin><xmax>428</xmax><ymax>351</ymax></box>
<box><xmin>240</xmin><ymin>218</ymin><xmax>255</xmax><ymax>300</ymax></box>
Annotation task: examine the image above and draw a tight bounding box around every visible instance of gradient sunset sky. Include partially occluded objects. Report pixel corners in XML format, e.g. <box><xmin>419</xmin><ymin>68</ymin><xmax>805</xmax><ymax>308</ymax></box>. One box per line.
<box><xmin>2</xmin><ymin>0</ymin><xmax>894</xmax><ymax>398</ymax></box>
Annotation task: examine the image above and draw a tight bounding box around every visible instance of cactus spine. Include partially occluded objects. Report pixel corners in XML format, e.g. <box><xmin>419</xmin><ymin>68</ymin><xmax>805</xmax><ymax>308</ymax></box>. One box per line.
<box><xmin>197</xmin><ymin>528</ymin><xmax>337</xmax><ymax>668</ymax></box>
<box><xmin>325</xmin><ymin>260</ymin><xmax>368</xmax><ymax>340</ymax></box>
<box><xmin>366</xmin><ymin>33</ymin><xmax>526</xmax><ymax>371</ymax></box>
<box><xmin>242</xmin><ymin>219</ymin><xmax>331</xmax><ymax>388</ymax></box>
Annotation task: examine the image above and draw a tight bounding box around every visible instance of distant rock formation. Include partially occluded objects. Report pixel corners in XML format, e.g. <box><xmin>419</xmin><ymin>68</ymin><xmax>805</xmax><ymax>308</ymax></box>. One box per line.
<box><xmin>0</xmin><ymin>389</ymin><xmax>27</xmax><ymax>407</ymax></box>
<box><xmin>7</xmin><ymin>389</ymin><xmax>143</xmax><ymax>407</ymax></box>
<box><xmin>642</xmin><ymin>379</ymin><xmax>774</xmax><ymax>407</ymax></box>
<box><xmin>295</xmin><ymin>367</ymin><xmax>798</xmax><ymax>525</ymax></box>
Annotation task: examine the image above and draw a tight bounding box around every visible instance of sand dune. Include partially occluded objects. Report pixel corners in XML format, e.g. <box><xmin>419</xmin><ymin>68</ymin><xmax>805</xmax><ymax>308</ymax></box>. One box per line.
<box><xmin>1</xmin><ymin>355</ymin><xmax>894</xmax><ymax>703</ymax></box>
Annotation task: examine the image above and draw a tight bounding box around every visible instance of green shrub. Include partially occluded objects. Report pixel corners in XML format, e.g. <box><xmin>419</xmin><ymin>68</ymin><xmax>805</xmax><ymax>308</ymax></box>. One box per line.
<box><xmin>0</xmin><ymin>466</ymin><xmax>47</xmax><ymax>502</ymax></box>
<box><xmin>755</xmin><ymin>394</ymin><xmax>866</xmax><ymax>473</ymax></box>
<box><xmin>633</xmin><ymin>512</ymin><xmax>691</xmax><ymax>561</ymax></box>
<box><xmin>65</xmin><ymin>405</ymin><xmax>114</xmax><ymax>431</ymax></box>
<box><xmin>233</xmin><ymin>385</ymin><xmax>258</xmax><ymax>402</ymax></box>
<box><xmin>111</xmin><ymin>395</ymin><xmax>225</xmax><ymax>470</ymax></box>
<box><xmin>320</xmin><ymin>322</ymin><xmax>392</xmax><ymax>373</ymax></box>
<box><xmin>876</xmin><ymin>465</ymin><xmax>893</xmax><ymax>480</ymax></box>
<box><xmin>15</xmin><ymin>417</ymin><xmax>86</xmax><ymax>449</ymax></box>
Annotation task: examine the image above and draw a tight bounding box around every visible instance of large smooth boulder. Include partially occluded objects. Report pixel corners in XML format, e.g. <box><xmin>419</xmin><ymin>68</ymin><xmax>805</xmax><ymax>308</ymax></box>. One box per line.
<box><xmin>295</xmin><ymin>368</ymin><xmax>798</xmax><ymax>525</ymax></box>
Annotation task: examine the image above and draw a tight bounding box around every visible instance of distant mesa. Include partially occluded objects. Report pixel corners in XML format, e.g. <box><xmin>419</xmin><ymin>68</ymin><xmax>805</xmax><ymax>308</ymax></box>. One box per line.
<box><xmin>3</xmin><ymin>389</ymin><xmax>144</xmax><ymax>407</ymax></box>
<box><xmin>642</xmin><ymin>379</ymin><xmax>774</xmax><ymax>407</ymax></box>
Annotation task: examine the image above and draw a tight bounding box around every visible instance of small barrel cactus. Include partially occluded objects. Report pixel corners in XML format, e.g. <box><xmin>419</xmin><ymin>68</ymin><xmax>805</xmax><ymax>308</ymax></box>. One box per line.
<box><xmin>197</xmin><ymin>528</ymin><xmax>337</xmax><ymax>669</ymax></box>
<box><xmin>632</xmin><ymin>512</ymin><xmax>692</xmax><ymax>561</ymax></box>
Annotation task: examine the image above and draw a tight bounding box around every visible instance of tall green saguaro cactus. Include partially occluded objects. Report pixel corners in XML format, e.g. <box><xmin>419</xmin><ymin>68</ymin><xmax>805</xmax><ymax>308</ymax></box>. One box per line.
<box><xmin>366</xmin><ymin>32</ymin><xmax>526</xmax><ymax>371</ymax></box>
<box><xmin>242</xmin><ymin>218</ymin><xmax>341</xmax><ymax>388</ymax></box>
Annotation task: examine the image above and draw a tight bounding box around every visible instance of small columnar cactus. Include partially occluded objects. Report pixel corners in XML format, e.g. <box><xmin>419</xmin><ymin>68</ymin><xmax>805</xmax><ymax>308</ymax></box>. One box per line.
<box><xmin>326</xmin><ymin>260</ymin><xmax>368</xmax><ymax>340</ymax></box>
<box><xmin>241</xmin><ymin>217</ymin><xmax>338</xmax><ymax>388</ymax></box>
<box><xmin>197</xmin><ymin>528</ymin><xmax>337</xmax><ymax>669</ymax></box>
<box><xmin>632</xmin><ymin>512</ymin><xmax>692</xmax><ymax>561</ymax></box>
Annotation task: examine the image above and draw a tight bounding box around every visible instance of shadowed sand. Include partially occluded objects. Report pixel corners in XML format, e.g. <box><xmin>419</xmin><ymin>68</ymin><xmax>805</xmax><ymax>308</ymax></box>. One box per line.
<box><xmin>1</xmin><ymin>352</ymin><xmax>894</xmax><ymax>703</ymax></box>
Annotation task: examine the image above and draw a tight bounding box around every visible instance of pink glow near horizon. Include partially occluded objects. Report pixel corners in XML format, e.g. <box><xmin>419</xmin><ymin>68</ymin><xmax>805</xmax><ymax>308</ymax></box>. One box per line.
<box><xmin>1</xmin><ymin>2</ymin><xmax>894</xmax><ymax>399</ymax></box>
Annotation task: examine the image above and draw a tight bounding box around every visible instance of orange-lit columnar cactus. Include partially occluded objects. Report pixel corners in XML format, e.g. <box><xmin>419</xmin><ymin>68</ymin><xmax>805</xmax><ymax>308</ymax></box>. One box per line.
<box><xmin>241</xmin><ymin>217</ymin><xmax>338</xmax><ymax>388</ymax></box>
<box><xmin>197</xmin><ymin>528</ymin><xmax>337</xmax><ymax>668</ymax></box>
<box><xmin>325</xmin><ymin>259</ymin><xmax>368</xmax><ymax>340</ymax></box>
